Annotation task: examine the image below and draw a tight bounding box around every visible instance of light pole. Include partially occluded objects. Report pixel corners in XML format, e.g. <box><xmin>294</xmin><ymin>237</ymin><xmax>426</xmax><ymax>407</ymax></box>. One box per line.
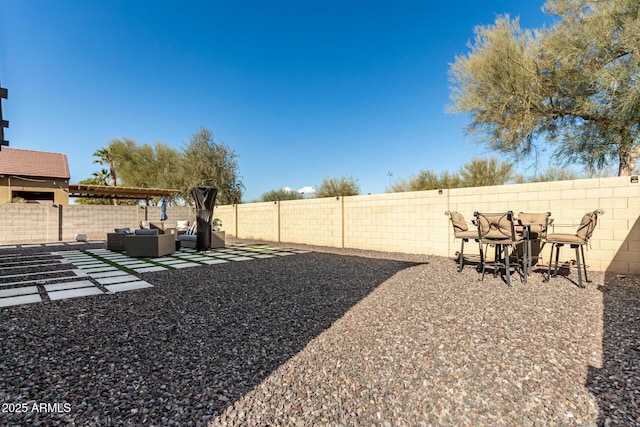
<box><xmin>386</xmin><ymin>171</ymin><xmax>393</xmax><ymax>189</ymax></box>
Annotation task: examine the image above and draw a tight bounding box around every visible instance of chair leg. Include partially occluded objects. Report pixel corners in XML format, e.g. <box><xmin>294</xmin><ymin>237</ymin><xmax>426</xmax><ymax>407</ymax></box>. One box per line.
<box><xmin>574</xmin><ymin>245</ymin><xmax>584</xmax><ymax>288</ymax></box>
<box><xmin>477</xmin><ymin>240</ymin><xmax>484</xmax><ymax>272</ymax></box>
<box><xmin>493</xmin><ymin>245</ymin><xmax>500</xmax><ymax>278</ymax></box>
<box><xmin>580</xmin><ymin>245</ymin><xmax>591</xmax><ymax>284</ymax></box>
<box><xmin>480</xmin><ymin>244</ymin><xmax>492</xmax><ymax>282</ymax></box>
<box><xmin>545</xmin><ymin>243</ymin><xmax>554</xmax><ymax>282</ymax></box>
<box><xmin>504</xmin><ymin>244</ymin><xmax>511</xmax><ymax>287</ymax></box>
<box><xmin>519</xmin><ymin>243</ymin><xmax>527</xmax><ymax>284</ymax></box>
<box><xmin>458</xmin><ymin>239</ymin><xmax>466</xmax><ymax>272</ymax></box>
<box><xmin>553</xmin><ymin>244</ymin><xmax>562</xmax><ymax>276</ymax></box>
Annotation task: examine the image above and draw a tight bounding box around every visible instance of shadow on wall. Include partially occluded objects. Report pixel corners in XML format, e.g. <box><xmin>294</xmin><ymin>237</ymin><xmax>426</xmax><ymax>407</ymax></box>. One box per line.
<box><xmin>585</xmin><ymin>273</ymin><xmax>640</xmax><ymax>425</ymax></box>
<box><xmin>0</xmin><ymin>252</ymin><xmax>421</xmax><ymax>426</ymax></box>
<box><xmin>605</xmin><ymin>215</ymin><xmax>640</xmax><ymax>283</ymax></box>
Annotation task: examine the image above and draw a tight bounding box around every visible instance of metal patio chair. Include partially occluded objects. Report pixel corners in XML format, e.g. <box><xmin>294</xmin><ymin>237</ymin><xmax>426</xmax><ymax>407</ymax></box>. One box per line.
<box><xmin>446</xmin><ymin>211</ymin><xmax>483</xmax><ymax>272</ymax></box>
<box><xmin>544</xmin><ymin>209</ymin><xmax>604</xmax><ymax>288</ymax></box>
<box><xmin>516</xmin><ymin>212</ymin><xmax>552</xmax><ymax>273</ymax></box>
<box><xmin>475</xmin><ymin>211</ymin><xmax>527</xmax><ymax>286</ymax></box>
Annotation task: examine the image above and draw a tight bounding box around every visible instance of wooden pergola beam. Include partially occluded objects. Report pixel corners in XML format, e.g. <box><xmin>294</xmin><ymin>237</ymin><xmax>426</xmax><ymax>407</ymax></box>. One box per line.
<box><xmin>68</xmin><ymin>184</ymin><xmax>180</xmax><ymax>200</ymax></box>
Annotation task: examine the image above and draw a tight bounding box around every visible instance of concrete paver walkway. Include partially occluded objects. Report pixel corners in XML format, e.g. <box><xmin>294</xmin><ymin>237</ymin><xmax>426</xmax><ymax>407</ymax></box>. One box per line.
<box><xmin>0</xmin><ymin>243</ymin><xmax>308</xmax><ymax>308</ymax></box>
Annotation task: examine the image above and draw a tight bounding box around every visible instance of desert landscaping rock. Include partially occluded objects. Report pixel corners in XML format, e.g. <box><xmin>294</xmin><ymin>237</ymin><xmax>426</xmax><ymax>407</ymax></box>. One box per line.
<box><xmin>1</xmin><ymin>240</ymin><xmax>638</xmax><ymax>426</ymax></box>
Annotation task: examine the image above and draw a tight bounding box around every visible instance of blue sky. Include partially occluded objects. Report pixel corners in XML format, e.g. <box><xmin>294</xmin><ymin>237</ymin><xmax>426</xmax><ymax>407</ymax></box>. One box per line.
<box><xmin>0</xmin><ymin>0</ymin><xmax>554</xmax><ymax>202</ymax></box>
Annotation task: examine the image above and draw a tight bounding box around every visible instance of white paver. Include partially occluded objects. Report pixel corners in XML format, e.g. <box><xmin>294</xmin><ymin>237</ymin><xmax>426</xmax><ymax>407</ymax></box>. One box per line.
<box><xmin>105</xmin><ymin>281</ymin><xmax>153</xmax><ymax>293</ymax></box>
<box><xmin>0</xmin><ymin>294</ymin><xmax>42</xmax><ymax>307</ymax></box>
<box><xmin>0</xmin><ymin>286</ymin><xmax>39</xmax><ymax>297</ymax></box>
<box><xmin>48</xmin><ymin>286</ymin><xmax>103</xmax><ymax>300</ymax></box>
<box><xmin>81</xmin><ymin>266</ymin><xmax>119</xmax><ymax>274</ymax></box>
<box><xmin>90</xmin><ymin>270</ymin><xmax>130</xmax><ymax>279</ymax></box>
<box><xmin>171</xmin><ymin>262</ymin><xmax>201</xmax><ymax>268</ymax></box>
<box><xmin>44</xmin><ymin>280</ymin><xmax>95</xmax><ymax>292</ymax></box>
<box><xmin>95</xmin><ymin>275</ymin><xmax>141</xmax><ymax>285</ymax></box>
<box><xmin>227</xmin><ymin>256</ymin><xmax>255</xmax><ymax>261</ymax></box>
<box><xmin>201</xmin><ymin>259</ymin><xmax>229</xmax><ymax>265</ymax></box>
<box><xmin>133</xmin><ymin>266</ymin><xmax>168</xmax><ymax>273</ymax></box>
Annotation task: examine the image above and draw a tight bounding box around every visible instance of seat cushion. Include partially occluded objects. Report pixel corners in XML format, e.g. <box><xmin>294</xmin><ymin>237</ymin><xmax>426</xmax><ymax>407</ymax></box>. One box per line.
<box><xmin>177</xmin><ymin>234</ymin><xmax>196</xmax><ymax>242</ymax></box>
<box><xmin>454</xmin><ymin>230</ymin><xmax>478</xmax><ymax>239</ymax></box>
<box><xmin>546</xmin><ymin>233</ymin><xmax>586</xmax><ymax>244</ymax></box>
<box><xmin>135</xmin><ymin>228</ymin><xmax>159</xmax><ymax>235</ymax></box>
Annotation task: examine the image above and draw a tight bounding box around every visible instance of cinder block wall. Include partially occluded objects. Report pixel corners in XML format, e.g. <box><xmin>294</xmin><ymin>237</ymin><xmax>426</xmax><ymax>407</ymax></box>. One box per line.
<box><xmin>214</xmin><ymin>205</ymin><xmax>236</xmax><ymax>236</ymax></box>
<box><xmin>0</xmin><ymin>204</ymin><xmax>59</xmax><ymax>244</ymax></box>
<box><xmin>235</xmin><ymin>202</ymin><xmax>279</xmax><ymax>242</ymax></box>
<box><xmin>223</xmin><ymin>176</ymin><xmax>638</xmax><ymax>274</ymax></box>
<box><xmin>1</xmin><ymin>177</ymin><xmax>638</xmax><ymax>273</ymax></box>
<box><xmin>280</xmin><ymin>197</ymin><xmax>343</xmax><ymax>247</ymax></box>
<box><xmin>0</xmin><ymin>204</ymin><xmax>193</xmax><ymax>243</ymax></box>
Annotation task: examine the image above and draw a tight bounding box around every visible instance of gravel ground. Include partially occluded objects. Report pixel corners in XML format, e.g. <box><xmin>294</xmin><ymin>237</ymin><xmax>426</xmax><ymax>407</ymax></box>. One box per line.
<box><xmin>1</xmin><ymin>239</ymin><xmax>638</xmax><ymax>426</ymax></box>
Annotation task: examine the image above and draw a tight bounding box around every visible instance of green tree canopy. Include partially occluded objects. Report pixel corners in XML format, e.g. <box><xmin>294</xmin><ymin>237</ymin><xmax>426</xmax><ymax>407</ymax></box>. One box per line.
<box><xmin>261</xmin><ymin>188</ymin><xmax>304</xmax><ymax>202</ymax></box>
<box><xmin>388</xmin><ymin>157</ymin><xmax>513</xmax><ymax>191</ymax></box>
<box><xmin>179</xmin><ymin>127</ymin><xmax>244</xmax><ymax>205</ymax></box>
<box><xmin>108</xmin><ymin>138</ymin><xmax>181</xmax><ymax>191</ymax></box>
<box><xmin>315</xmin><ymin>175</ymin><xmax>360</xmax><ymax>198</ymax></box>
<box><xmin>458</xmin><ymin>157</ymin><xmax>514</xmax><ymax>187</ymax></box>
<box><xmin>449</xmin><ymin>0</ymin><xmax>640</xmax><ymax>176</ymax></box>
<box><xmin>83</xmin><ymin>127</ymin><xmax>244</xmax><ymax>205</ymax></box>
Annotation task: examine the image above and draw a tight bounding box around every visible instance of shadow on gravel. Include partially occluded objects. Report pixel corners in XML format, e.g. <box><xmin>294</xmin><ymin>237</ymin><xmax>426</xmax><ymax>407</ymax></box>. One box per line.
<box><xmin>586</xmin><ymin>275</ymin><xmax>640</xmax><ymax>426</ymax></box>
<box><xmin>0</xmin><ymin>251</ymin><xmax>421</xmax><ymax>426</ymax></box>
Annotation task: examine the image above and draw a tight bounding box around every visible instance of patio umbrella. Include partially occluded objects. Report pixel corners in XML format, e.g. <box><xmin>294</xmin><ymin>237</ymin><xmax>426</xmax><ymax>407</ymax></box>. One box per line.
<box><xmin>160</xmin><ymin>196</ymin><xmax>168</xmax><ymax>221</ymax></box>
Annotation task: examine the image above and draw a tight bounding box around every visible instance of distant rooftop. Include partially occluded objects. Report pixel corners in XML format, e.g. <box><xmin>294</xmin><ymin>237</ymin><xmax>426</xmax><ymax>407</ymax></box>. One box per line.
<box><xmin>0</xmin><ymin>147</ymin><xmax>70</xmax><ymax>179</ymax></box>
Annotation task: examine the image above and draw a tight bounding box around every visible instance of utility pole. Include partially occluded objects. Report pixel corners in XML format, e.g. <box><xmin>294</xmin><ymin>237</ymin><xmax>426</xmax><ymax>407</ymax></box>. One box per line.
<box><xmin>0</xmin><ymin>85</ymin><xmax>8</xmax><ymax>150</ymax></box>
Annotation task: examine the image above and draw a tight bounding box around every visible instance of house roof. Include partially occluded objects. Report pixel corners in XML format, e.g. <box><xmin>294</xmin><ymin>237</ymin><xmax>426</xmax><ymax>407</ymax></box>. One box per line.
<box><xmin>0</xmin><ymin>147</ymin><xmax>70</xmax><ymax>179</ymax></box>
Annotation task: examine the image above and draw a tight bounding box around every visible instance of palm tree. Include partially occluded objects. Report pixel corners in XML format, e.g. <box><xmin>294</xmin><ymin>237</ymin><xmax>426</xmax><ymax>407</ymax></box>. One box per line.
<box><xmin>93</xmin><ymin>146</ymin><xmax>118</xmax><ymax>205</ymax></box>
<box><xmin>92</xmin><ymin>168</ymin><xmax>110</xmax><ymax>186</ymax></box>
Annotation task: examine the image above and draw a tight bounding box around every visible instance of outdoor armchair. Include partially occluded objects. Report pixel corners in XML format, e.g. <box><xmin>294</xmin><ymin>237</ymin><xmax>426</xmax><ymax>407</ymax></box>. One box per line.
<box><xmin>544</xmin><ymin>209</ymin><xmax>604</xmax><ymax>288</ymax></box>
<box><xmin>474</xmin><ymin>211</ymin><xmax>526</xmax><ymax>286</ymax></box>
<box><xmin>445</xmin><ymin>211</ymin><xmax>483</xmax><ymax>272</ymax></box>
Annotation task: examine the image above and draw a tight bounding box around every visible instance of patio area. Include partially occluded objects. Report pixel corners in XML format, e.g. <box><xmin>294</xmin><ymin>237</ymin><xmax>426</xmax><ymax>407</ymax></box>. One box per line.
<box><xmin>0</xmin><ymin>239</ymin><xmax>638</xmax><ymax>426</ymax></box>
<box><xmin>0</xmin><ymin>241</ymin><xmax>309</xmax><ymax>307</ymax></box>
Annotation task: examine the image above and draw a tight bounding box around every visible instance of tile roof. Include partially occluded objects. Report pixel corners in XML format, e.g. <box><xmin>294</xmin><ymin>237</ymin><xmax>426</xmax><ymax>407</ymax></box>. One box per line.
<box><xmin>0</xmin><ymin>148</ymin><xmax>70</xmax><ymax>179</ymax></box>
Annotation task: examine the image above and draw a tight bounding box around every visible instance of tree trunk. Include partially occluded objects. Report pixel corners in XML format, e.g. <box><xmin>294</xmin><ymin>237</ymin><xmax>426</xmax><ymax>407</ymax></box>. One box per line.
<box><xmin>110</xmin><ymin>166</ymin><xmax>118</xmax><ymax>206</ymax></box>
<box><xmin>618</xmin><ymin>141</ymin><xmax>640</xmax><ymax>176</ymax></box>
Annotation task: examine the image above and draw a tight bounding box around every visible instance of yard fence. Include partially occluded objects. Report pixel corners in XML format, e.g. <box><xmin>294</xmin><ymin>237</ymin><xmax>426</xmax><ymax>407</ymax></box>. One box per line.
<box><xmin>1</xmin><ymin>176</ymin><xmax>638</xmax><ymax>275</ymax></box>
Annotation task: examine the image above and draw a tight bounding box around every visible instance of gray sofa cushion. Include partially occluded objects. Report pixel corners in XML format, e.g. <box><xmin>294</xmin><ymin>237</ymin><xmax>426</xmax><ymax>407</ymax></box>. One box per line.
<box><xmin>135</xmin><ymin>228</ymin><xmax>159</xmax><ymax>236</ymax></box>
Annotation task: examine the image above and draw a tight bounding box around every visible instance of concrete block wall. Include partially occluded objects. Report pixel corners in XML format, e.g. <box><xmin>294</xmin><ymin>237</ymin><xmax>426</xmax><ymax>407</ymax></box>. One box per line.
<box><xmin>280</xmin><ymin>197</ymin><xmax>343</xmax><ymax>247</ymax></box>
<box><xmin>0</xmin><ymin>204</ymin><xmax>193</xmax><ymax>243</ymax></box>
<box><xmin>343</xmin><ymin>191</ymin><xmax>449</xmax><ymax>254</ymax></box>
<box><xmin>1</xmin><ymin>176</ymin><xmax>638</xmax><ymax>274</ymax></box>
<box><xmin>61</xmin><ymin>205</ymin><xmax>142</xmax><ymax>241</ymax></box>
<box><xmin>215</xmin><ymin>205</ymin><xmax>237</xmax><ymax>236</ymax></box>
<box><xmin>235</xmin><ymin>202</ymin><xmax>279</xmax><ymax>242</ymax></box>
<box><xmin>220</xmin><ymin>176</ymin><xmax>638</xmax><ymax>274</ymax></box>
<box><xmin>0</xmin><ymin>204</ymin><xmax>59</xmax><ymax>244</ymax></box>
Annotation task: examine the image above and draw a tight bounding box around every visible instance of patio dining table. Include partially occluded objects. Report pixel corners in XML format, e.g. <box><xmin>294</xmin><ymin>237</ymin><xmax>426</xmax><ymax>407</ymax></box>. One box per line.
<box><xmin>470</xmin><ymin>211</ymin><xmax>553</xmax><ymax>286</ymax></box>
<box><xmin>516</xmin><ymin>214</ymin><xmax>553</xmax><ymax>276</ymax></box>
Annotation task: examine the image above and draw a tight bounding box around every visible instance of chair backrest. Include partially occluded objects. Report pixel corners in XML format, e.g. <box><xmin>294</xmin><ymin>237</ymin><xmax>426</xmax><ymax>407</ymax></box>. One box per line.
<box><xmin>446</xmin><ymin>211</ymin><xmax>469</xmax><ymax>233</ymax></box>
<box><xmin>576</xmin><ymin>209</ymin><xmax>604</xmax><ymax>241</ymax></box>
<box><xmin>475</xmin><ymin>211</ymin><xmax>516</xmax><ymax>241</ymax></box>
<box><xmin>518</xmin><ymin>212</ymin><xmax>551</xmax><ymax>236</ymax></box>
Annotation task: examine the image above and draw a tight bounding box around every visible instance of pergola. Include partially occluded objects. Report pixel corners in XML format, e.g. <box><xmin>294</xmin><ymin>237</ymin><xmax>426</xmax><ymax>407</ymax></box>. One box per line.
<box><xmin>68</xmin><ymin>184</ymin><xmax>181</xmax><ymax>201</ymax></box>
